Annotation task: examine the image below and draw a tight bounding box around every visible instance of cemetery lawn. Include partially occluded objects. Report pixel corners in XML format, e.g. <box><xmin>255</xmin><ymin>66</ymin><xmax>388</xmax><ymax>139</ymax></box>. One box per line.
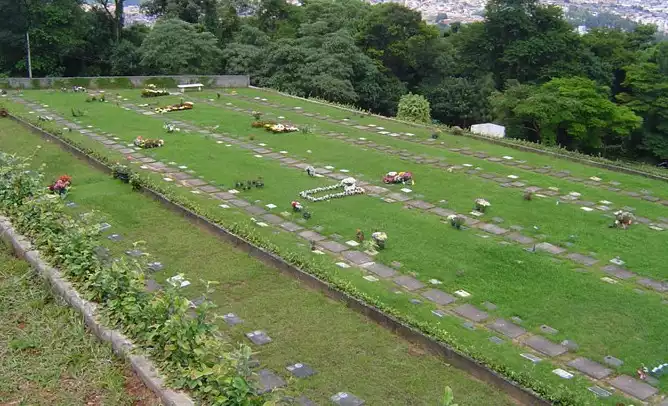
<box><xmin>0</xmin><ymin>244</ymin><xmax>159</xmax><ymax>406</ymax></box>
<box><xmin>0</xmin><ymin>119</ymin><xmax>515</xmax><ymax>405</ymax></box>
<box><xmin>7</xmin><ymin>88</ymin><xmax>668</xmax><ymax>403</ymax></box>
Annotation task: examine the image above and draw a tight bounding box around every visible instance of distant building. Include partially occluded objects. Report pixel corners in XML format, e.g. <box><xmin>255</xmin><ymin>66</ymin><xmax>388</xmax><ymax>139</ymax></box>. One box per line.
<box><xmin>470</xmin><ymin>123</ymin><xmax>505</xmax><ymax>138</ymax></box>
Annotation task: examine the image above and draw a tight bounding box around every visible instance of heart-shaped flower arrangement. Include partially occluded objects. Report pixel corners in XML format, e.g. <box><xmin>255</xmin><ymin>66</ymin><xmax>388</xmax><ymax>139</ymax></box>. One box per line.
<box><xmin>299</xmin><ymin>177</ymin><xmax>365</xmax><ymax>202</ymax></box>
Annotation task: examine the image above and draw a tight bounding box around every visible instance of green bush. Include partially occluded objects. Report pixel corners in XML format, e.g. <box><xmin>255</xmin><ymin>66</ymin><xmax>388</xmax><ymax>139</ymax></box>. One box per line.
<box><xmin>0</xmin><ymin>152</ymin><xmax>267</xmax><ymax>406</ymax></box>
<box><xmin>94</xmin><ymin>77</ymin><xmax>134</xmax><ymax>89</ymax></box>
<box><xmin>396</xmin><ymin>93</ymin><xmax>432</xmax><ymax>124</ymax></box>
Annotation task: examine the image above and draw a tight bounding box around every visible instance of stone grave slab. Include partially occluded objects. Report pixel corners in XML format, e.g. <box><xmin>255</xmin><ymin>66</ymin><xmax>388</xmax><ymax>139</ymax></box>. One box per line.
<box><xmin>453</xmin><ymin>304</ymin><xmax>489</xmax><ymax>322</ymax></box>
<box><xmin>246</xmin><ymin>206</ymin><xmax>266</xmax><ymax>215</ymax></box>
<box><xmin>540</xmin><ymin>325</ymin><xmax>558</xmax><ymax>335</ymax></box>
<box><xmin>342</xmin><ymin>250</ymin><xmax>373</xmax><ymax>265</ymax></box>
<box><xmin>393</xmin><ymin>275</ymin><xmax>425</xmax><ymax>291</ymax></box>
<box><xmin>299</xmin><ymin>230</ymin><xmax>326</xmax><ymax>242</ymax></box>
<box><xmin>246</xmin><ymin>330</ymin><xmax>272</xmax><ymax>345</ymax></box>
<box><xmin>280</xmin><ymin>222</ymin><xmax>303</xmax><ymax>232</ymax></box>
<box><xmin>170</xmin><ymin>172</ymin><xmax>192</xmax><ymax>181</ymax></box>
<box><xmin>364</xmin><ymin>263</ymin><xmax>397</xmax><ymax>278</ymax></box>
<box><xmin>429</xmin><ymin>207</ymin><xmax>455</xmax><ymax>217</ymax></box>
<box><xmin>213</xmin><ymin>192</ymin><xmax>236</xmax><ymax>200</ymax></box>
<box><xmin>256</xmin><ymin>369</ymin><xmax>286</xmax><ymax>394</ymax></box>
<box><xmin>406</xmin><ymin>200</ymin><xmax>435</xmax><ymax>210</ymax></box>
<box><xmin>147</xmin><ymin>262</ymin><xmax>164</xmax><ymax>272</ymax></box>
<box><xmin>183</xmin><ymin>178</ymin><xmax>208</xmax><ymax>187</ymax></box>
<box><xmin>637</xmin><ymin>278</ymin><xmax>667</xmax><ymax>292</ymax></box>
<box><xmin>421</xmin><ymin>289</ymin><xmax>456</xmax><ymax>305</ymax></box>
<box><xmin>331</xmin><ymin>392</ymin><xmax>365</xmax><ymax>406</ymax></box>
<box><xmin>489</xmin><ymin>336</ymin><xmax>505</xmax><ymax>344</ymax></box>
<box><xmin>525</xmin><ymin>336</ymin><xmax>567</xmax><ymax>357</ymax></box>
<box><xmin>229</xmin><ymin>199</ymin><xmax>250</xmax><ymax>208</ymax></box>
<box><xmin>386</xmin><ymin>192</ymin><xmax>411</xmax><ymax>202</ymax></box>
<box><xmin>286</xmin><ymin>363</ymin><xmax>316</xmax><ymax>378</ymax></box>
<box><xmin>261</xmin><ymin>213</ymin><xmax>284</xmax><ymax>225</ymax></box>
<box><xmin>479</xmin><ymin>223</ymin><xmax>508</xmax><ymax>235</ymax></box>
<box><xmin>125</xmin><ymin>249</ymin><xmax>143</xmax><ymax>257</ymax></box>
<box><xmin>561</xmin><ymin>340</ymin><xmax>579</xmax><ymax>351</ymax></box>
<box><xmin>609</xmin><ymin>375</ymin><xmax>657</xmax><ymax>400</ymax></box>
<box><xmin>319</xmin><ymin>240</ymin><xmax>348</xmax><ymax>253</ymax></box>
<box><xmin>602</xmin><ymin>265</ymin><xmax>635</xmax><ymax>280</ymax></box>
<box><xmin>535</xmin><ymin>242</ymin><xmax>566</xmax><ymax>255</ymax></box>
<box><xmin>108</xmin><ymin>234</ymin><xmax>122</xmax><ymax>242</ymax></box>
<box><xmin>567</xmin><ymin>358</ymin><xmax>612</xmax><ymax>379</ymax></box>
<box><xmin>505</xmin><ymin>233</ymin><xmax>534</xmax><ymax>245</ymax></box>
<box><xmin>488</xmin><ymin>318</ymin><xmax>526</xmax><ymax>339</ymax></box>
<box><xmin>199</xmin><ymin>185</ymin><xmax>221</xmax><ymax>193</ymax></box>
<box><xmin>565</xmin><ymin>253</ymin><xmax>598</xmax><ymax>266</ymax></box>
<box><xmin>145</xmin><ymin>279</ymin><xmax>161</xmax><ymax>292</ymax></box>
<box><xmin>603</xmin><ymin>355</ymin><xmax>623</xmax><ymax>367</ymax></box>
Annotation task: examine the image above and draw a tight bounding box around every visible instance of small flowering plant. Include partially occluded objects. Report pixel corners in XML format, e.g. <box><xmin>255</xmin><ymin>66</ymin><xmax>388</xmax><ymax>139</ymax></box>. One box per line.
<box><xmin>155</xmin><ymin>101</ymin><xmax>193</xmax><ymax>113</ymax></box>
<box><xmin>613</xmin><ymin>210</ymin><xmax>635</xmax><ymax>229</ymax></box>
<box><xmin>134</xmin><ymin>136</ymin><xmax>164</xmax><ymax>149</ymax></box>
<box><xmin>48</xmin><ymin>175</ymin><xmax>72</xmax><ymax>196</ymax></box>
<box><xmin>141</xmin><ymin>84</ymin><xmax>170</xmax><ymax>98</ymax></box>
<box><xmin>111</xmin><ymin>163</ymin><xmax>131</xmax><ymax>183</ymax></box>
<box><xmin>474</xmin><ymin>198</ymin><xmax>490</xmax><ymax>213</ymax></box>
<box><xmin>447</xmin><ymin>214</ymin><xmax>466</xmax><ymax>229</ymax></box>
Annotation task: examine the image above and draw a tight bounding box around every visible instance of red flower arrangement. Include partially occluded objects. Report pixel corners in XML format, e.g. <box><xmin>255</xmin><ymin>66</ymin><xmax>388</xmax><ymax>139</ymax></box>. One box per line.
<box><xmin>49</xmin><ymin>175</ymin><xmax>72</xmax><ymax>195</ymax></box>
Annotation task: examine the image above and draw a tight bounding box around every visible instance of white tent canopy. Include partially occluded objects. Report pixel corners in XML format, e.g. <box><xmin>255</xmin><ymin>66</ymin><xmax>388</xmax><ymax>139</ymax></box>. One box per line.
<box><xmin>470</xmin><ymin>123</ymin><xmax>505</xmax><ymax>139</ymax></box>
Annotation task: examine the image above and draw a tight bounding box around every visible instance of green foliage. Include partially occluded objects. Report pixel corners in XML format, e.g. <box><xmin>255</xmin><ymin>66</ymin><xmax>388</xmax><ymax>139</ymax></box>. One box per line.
<box><xmin>439</xmin><ymin>387</ymin><xmax>458</xmax><ymax>406</ymax></box>
<box><xmin>94</xmin><ymin>77</ymin><xmax>134</xmax><ymax>89</ymax></box>
<box><xmin>143</xmin><ymin>77</ymin><xmax>179</xmax><ymax>89</ymax></box>
<box><xmin>0</xmin><ymin>151</ymin><xmax>266</xmax><ymax>406</ymax></box>
<box><xmin>396</xmin><ymin>93</ymin><xmax>431</xmax><ymax>124</ymax></box>
<box><xmin>139</xmin><ymin>19</ymin><xmax>223</xmax><ymax>75</ymax></box>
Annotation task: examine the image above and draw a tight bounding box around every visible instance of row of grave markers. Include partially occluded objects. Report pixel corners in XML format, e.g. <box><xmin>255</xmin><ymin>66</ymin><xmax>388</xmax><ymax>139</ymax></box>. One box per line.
<box><xmin>226</xmin><ymin>92</ymin><xmax>668</xmax><ymax>210</ymax></box>
<box><xmin>14</xmin><ymin>97</ymin><xmax>665</xmax><ymax>403</ymax></box>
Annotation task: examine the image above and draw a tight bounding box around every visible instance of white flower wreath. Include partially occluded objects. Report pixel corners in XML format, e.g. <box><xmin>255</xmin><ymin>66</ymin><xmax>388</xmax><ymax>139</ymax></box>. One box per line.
<box><xmin>299</xmin><ymin>177</ymin><xmax>365</xmax><ymax>202</ymax></box>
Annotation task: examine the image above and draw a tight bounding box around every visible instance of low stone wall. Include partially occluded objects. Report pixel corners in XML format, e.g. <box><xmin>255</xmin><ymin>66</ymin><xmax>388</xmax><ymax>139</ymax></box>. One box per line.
<box><xmin>1</xmin><ymin>75</ymin><xmax>249</xmax><ymax>90</ymax></box>
<box><xmin>0</xmin><ymin>217</ymin><xmax>194</xmax><ymax>406</ymax></box>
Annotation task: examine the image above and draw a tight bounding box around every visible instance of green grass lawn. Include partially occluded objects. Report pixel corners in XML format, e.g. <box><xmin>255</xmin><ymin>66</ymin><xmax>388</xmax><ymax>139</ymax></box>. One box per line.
<box><xmin>0</xmin><ymin>118</ymin><xmax>516</xmax><ymax>405</ymax></box>
<box><xmin>0</xmin><ymin>244</ymin><xmax>159</xmax><ymax>406</ymax></box>
<box><xmin>6</xmin><ymin>88</ymin><xmax>668</xmax><ymax>403</ymax></box>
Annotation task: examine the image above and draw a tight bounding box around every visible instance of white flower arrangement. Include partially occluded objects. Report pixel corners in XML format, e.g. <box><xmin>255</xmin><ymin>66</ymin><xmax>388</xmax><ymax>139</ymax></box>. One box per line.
<box><xmin>163</xmin><ymin>123</ymin><xmax>181</xmax><ymax>133</ymax></box>
<box><xmin>38</xmin><ymin>115</ymin><xmax>53</xmax><ymax>122</ymax></box>
<box><xmin>613</xmin><ymin>210</ymin><xmax>635</xmax><ymax>229</ymax></box>
<box><xmin>299</xmin><ymin>177</ymin><xmax>365</xmax><ymax>202</ymax></box>
<box><xmin>474</xmin><ymin>198</ymin><xmax>491</xmax><ymax>212</ymax></box>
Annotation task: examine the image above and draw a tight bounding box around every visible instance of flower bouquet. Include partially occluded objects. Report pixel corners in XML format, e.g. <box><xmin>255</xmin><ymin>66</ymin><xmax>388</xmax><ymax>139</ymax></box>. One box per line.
<box><xmin>48</xmin><ymin>175</ymin><xmax>72</xmax><ymax>196</ymax></box>
<box><xmin>38</xmin><ymin>115</ymin><xmax>53</xmax><ymax>122</ymax></box>
<box><xmin>155</xmin><ymin>101</ymin><xmax>193</xmax><ymax>114</ymax></box>
<box><xmin>265</xmin><ymin>123</ymin><xmax>299</xmax><ymax>133</ymax></box>
<box><xmin>163</xmin><ymin>123</ymin><xmax>181</xmax><ymax>133</ymax></box>
<box><xmin>86</xmin><ymin>92</ymin><xmax>105</xmax><ymax>102</ymax></box>
<box><xmin>251</xmin><ymin>120</ymin><xmax>276</xmax><ymax>128</ymax></box>
<box><xmin>383</xmin><ymin>171</ymin><xmax>414</xmax><ymax>185</ymax></box>
<box><xmin>371</xmin><ymin>231</ymin><xmax>387</xmax><ymax>250</ymax></box>
<box><xmin>291</xmin><ymin>201</ymin><xmax>303</xmax><ymax>212</ymax></box>
<box><xmin>0</xmin><ymin>107</ymin><xmax>7</xmax><ymax>118</ymax></box>
<box><xmin>134</xmin><ymin>136</ymin><xmax>164</xmax><ymax>149</ymax></box>
<box><xmin>613</xmin><ymin>210</ymin><xmax>635</xmax><ymax>229</ymax></box>
<box><xmin>474</xmin><ymin>198</ymin><xmax>490</xmax><ymax>213</ymax></box>
<box><xmin>72</xmin><ymin>86</ymin><xmax>87</xmax><ymax>93</ymax></box>
<box><xmin>251</xmin><ymin>111</ymin><xmax>263</xmax><ymax>120</ymax></box>
<box><xmin>447</xmin><ymin>214</ymin><xmax>466</xmax><ymax>229</ymax></box>
<box><xmin>141</xmin><ymin>84</ymin><xmax>170</xmax><ymax>98</ymax></box>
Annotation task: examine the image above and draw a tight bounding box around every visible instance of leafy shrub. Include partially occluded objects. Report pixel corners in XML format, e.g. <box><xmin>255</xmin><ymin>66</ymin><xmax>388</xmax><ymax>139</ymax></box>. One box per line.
<box><xmin>396</xmin><ymin>93</ymin><xmax>431</xmax><ymax>124</ymax></box>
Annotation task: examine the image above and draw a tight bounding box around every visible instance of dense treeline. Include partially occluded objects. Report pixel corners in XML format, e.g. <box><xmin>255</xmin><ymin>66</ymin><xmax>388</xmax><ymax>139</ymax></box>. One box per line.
<box><xmin>1</xmin><ymin>0</ymin><xmax>667</xmax><ymax>162</ymax></box>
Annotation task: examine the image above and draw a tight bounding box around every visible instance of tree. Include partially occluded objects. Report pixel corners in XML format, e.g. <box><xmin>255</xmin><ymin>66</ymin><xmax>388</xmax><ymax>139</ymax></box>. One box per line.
<box><xmin>423</xmin><ymin>75</ymin><xmax>494</xmax><ymax>127</ymax></box>
<box><xmin>93</xmin><ymin>0</ymin><xmax>125</xmax><ymax>42</ymax></box>
<box><xmin>617</xmin><ymin>42</ymin><xmax>668</xmax><ymax>159</ymax></box>
<box><xmin>396</xmin><ymin>93</ymin><xmax>431</xmax><ymax>124</ymax></box>
<box><xmin>139</xmin><ymin>19</ymin><xmax>223</xmax><ymax>74</ymax></box>
<box><xmin>492</xmin><ymin>77</ymin><xmax>641</xmax><ymax>152</ymax></box>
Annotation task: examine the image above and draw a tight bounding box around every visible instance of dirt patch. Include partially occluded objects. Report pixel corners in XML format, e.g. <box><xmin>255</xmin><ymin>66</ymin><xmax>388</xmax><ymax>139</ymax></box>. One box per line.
<box><xmin>407</xmin><ymin>342</ymin><xmax>426</xmax><ymax>356</ymax></box>
<box><xmin>124</xmin><ymin>368</ymin><xmax>161</xmax><ymax>406</ymax></box>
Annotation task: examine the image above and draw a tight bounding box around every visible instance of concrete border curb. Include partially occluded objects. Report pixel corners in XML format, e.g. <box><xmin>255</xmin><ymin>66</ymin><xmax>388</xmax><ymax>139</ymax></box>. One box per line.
<box><xmin>6</xmin><ymin>113</ymin><xmax>551</xmax><ymax>406</ymax></box>
<box><xmin>0</xmin><ymin>217</ymin><xmax>194</xmax><ymax>406</ymax></box>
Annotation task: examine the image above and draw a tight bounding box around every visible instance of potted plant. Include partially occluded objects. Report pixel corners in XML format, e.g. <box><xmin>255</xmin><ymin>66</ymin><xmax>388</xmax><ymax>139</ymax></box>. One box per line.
<box><xmin>371</xmin><ymin>231</ymin><xmax>387</xmax><ymax>250</ymax></box>
<box><xmin>448</xmin><ymin>214</ymin><xmax>466</xmax><ymax>229</ymax></box>
<box><xmin>112</xmin><ymin>164</ymin><xmax>131</xmax><ymax>183</ymax></box>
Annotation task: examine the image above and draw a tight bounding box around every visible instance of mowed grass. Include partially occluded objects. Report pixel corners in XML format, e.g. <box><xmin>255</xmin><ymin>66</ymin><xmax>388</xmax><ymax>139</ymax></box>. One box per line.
<box><xmin>0</xmin><ymin>244</ymin><xmax>159</xmax><ymax>406</ymax></box>
<box><xmin>0</xmin><ymin>118</ymin><xmax>517</xmax><ymax>405</ymax></box>
<box><xmin>232</xmin><ymin>87</ymin><xmax>668</xmax><ymax>193</ymax></box>
<box><xmin>14</xmin><ymin>91</ymin><xmax>668</xmax><ymax>396</ymax></box>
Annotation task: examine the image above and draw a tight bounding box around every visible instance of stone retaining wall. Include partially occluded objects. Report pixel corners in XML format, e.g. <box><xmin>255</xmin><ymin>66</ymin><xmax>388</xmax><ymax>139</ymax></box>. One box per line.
<box><xmin>0</xmin><ymin>217</ymin><xmax>194</xmax><ymax>406</ymax></box>
<box><xmin>1</xmin><ymin>75</ymin><xmax>249</xmax><ymax>89</ymax></box>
